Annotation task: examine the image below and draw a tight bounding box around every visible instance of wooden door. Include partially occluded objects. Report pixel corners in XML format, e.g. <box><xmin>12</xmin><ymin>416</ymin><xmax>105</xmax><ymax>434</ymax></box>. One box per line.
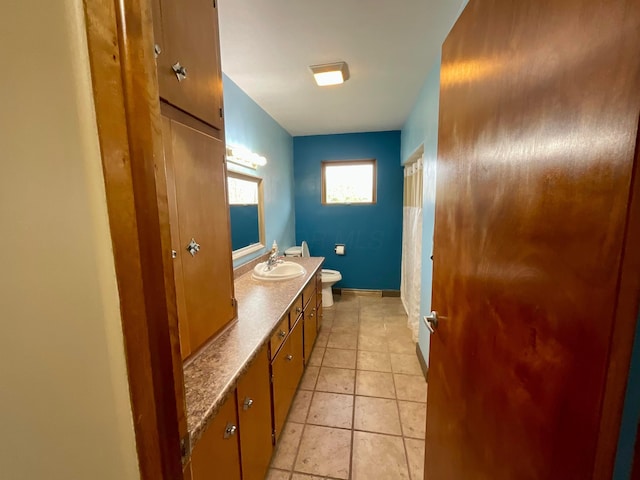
<box><xmin>155</xmin><ymin>0</ymin><xmax>223</xmax><ymax>129</ymax></box>
<box><xmin>272</xmin><ymin>318</ymin><xmax>304</xmax><ymax>440</ymax></box>
<box><xmin>191</xmin><ymin>393</ymin><xmax>241</xmax><ymax>480</ymax></box>
<box><xmin>162</xmin><ymin>115</ymin><xmax>235</xmax><ymax>357</ymax></box>
<box><xmin>426</xmin><ymin>0</ymin><xmax>640</xmax><ymax>479</ymax></box>
<box><xmin>236</xmin><ymin>346</ymin><xmax>273</xmax><ymax>480</ymax></box>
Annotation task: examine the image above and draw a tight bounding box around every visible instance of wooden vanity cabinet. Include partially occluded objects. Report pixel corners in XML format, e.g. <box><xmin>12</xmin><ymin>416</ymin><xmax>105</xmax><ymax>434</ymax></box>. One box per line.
<box><xmin>152</xmin><ymin>0</ymin><xmax>224</xmax><ymax>130</ymax></box>
<box><xmin>271</xmin><ymin>317</ymin><xmax>304</xmax><ymax>441</ymax></box>
<box><xmin>161</xmin><ymin>115</ymin><xmax>236</xmax><ymax>359</ymax></box>
<box><xmin>191</xmin><ymin>392</ymin><xmax>241</xmax><ymax>480</ymax></box>
<box><xmin>236</xmin><ymin>346</ymin><xmax>273</xmax><ymax>480</ymax></box>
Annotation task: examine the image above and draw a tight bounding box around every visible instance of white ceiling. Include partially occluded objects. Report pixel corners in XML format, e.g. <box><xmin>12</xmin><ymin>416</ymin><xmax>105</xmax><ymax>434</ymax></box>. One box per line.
<box><xmin>218</xmin><ymin>0</ymin><xmax>465</xmax><ymax>137</ymax></box>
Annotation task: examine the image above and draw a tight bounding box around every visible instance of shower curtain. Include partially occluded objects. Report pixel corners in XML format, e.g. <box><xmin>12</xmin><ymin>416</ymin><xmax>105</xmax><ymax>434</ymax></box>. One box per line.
<box><xmin>400</xmin><ymin>156</ymin><xmax>423</xmax><ymax>340</ymax></box>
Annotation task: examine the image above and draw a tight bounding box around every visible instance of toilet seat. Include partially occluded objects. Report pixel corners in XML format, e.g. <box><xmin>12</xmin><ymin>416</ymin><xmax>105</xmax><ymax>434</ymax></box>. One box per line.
<box><xmin>301</xmin><ymin>240</ymin><xmax>310</xmax><ymax>257</ymax></box>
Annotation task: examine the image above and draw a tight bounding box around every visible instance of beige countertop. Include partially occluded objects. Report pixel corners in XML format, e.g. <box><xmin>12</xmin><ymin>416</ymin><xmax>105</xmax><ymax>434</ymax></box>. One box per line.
<box><xmin>182</xmin><ymin>256</ymin><xmax>324</xmax><ymax>449</ymax></box>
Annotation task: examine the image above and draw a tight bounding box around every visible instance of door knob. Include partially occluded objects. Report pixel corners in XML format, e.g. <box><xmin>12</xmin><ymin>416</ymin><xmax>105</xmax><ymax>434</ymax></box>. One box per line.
<box><xmin>424</xmin><ymin>311</ymin><xmax>446</xmax><ymax>334</ymax></box>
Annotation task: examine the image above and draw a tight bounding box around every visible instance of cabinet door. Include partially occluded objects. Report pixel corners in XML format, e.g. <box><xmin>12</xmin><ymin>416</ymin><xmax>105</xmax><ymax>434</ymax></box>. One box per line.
<box><xmin>303</xmin><ymin>297</ymin><xmax>317</xmax><ymax>365</ymax></box>
<box><xmin>272</xmin><ymin>318</ymin><xmax>304</xmax><ymax>440</ymax></box>
<box><xmin>191</xmin><ymin>393</ymin><xmax>241</xmax><ymax>480</ymax></box>
<box><xmin>162</xmin><ymin>115</ymin><xmax>235</xmax><ymax>357</ymax></box>
<box><xmin>236</xmin><ymin>346</ymin><xmax>273</xmax><ymax>480</ymax></box>
<box><xmin>316</xmin><ymin>303</ymin><xmax>324</xmax><ymax>333</ymax></box>
<box><xmin>156</xmin><ymin>0</ymin><xmax>223</xmax><ymax>130</ymax></box>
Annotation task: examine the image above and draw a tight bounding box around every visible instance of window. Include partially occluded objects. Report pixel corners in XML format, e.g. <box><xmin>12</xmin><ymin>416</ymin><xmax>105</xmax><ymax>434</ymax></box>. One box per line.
<box><xmin>321</xmin><ymin>159</ymin><xmax>377</xmax><ymax>204</ymax></box>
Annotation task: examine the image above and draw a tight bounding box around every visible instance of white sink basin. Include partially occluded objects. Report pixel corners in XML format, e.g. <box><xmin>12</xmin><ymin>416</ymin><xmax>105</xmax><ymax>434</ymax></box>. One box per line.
<box><xmin>252</xmin><ymin>261</ymin><xmax>306</xmax><ymax>282</ymax></box>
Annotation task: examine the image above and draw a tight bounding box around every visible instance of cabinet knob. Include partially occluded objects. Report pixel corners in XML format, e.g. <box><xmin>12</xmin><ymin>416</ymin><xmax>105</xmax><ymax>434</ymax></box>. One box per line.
<box><xmin>224</xmin><ymin>423</ymin><xmax>237</xmax><ymax>439</ymax></box>
<box><xmin>171</xmin><ymin>249</ymin><xmax>177</xmax><ymax>259</ymax></box>
<box><xmin>278</xmin><ymin>330</ymin><xmax>286</xmax><ymax>339</ymax></box>
<box><xmin>172</xmin><ymin>62</ymin><xmax>187</xmax><ymax>81</ymax></box>
<box><xmin>296</xmin><ymin>307</ymin><xmax>302</xmax><ymax>313</ymax></box>
<box><xmin>243</xmin><ymin>397</ymin><xmax>254</xmax><ymax>410</ymax></box>
<box><xmin>154</xmin><ymin>44</ymin><xmax>162</xmax><ymax>58</ymax></box>
<box><xmin>186</xmin><ymin>238</ymin><xmax>200</xmax><ymax>256</ymax></box>
<box><xmin>286</xmin><ymin>354</ymin><xmax>293</xmax><ymax>361</ymax></box>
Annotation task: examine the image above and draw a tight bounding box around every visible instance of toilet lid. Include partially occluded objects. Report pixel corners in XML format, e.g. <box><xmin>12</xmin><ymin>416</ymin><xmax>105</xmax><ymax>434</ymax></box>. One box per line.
<box><xmin>301</xmin><ymin>241</ymin><xmax>310</xmax><ymax>257</ymax></box>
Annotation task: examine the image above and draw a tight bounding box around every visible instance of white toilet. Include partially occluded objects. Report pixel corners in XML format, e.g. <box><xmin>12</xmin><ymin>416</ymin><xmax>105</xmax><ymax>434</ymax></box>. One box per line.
<box><xmin>284</xmin><ymin>241</ymin><xmax>342</xmax><ymax>307</ymax></box>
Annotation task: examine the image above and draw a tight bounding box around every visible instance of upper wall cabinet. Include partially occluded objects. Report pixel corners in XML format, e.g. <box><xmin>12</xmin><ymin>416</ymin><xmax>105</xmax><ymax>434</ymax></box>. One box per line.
<box><xmin>152</xmin><ymin>0</ymin><xmax>224</xmax><ymax>130</ymax></box>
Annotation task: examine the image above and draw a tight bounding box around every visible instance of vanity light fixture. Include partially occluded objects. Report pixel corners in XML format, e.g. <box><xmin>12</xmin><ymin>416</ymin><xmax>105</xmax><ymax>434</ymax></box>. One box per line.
<box><xmin>309</xmin><ymin>61</ymin><xmax>350</xmax><ymax>86</ymax></box>
<box><xmin>226</xmin><ymin>144</ymin><xmax>267</xmax><ymax>170</ymax></box>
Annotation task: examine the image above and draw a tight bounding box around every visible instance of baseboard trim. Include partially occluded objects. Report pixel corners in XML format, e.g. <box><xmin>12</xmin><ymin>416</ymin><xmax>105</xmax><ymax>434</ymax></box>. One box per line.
<box><xmin>333</xmin><ymin>288</ymin><xmax>381</xmax><ymax>297</ymax></box>
<box><xmin>416</xmin><ymin>342</ymin><xmax>428</xmax><ymax>382</ymax></box>
<box><xmin>332</xmin><ymin>288</ymin><xmax>401</xmax><ymax>298</ymax></box>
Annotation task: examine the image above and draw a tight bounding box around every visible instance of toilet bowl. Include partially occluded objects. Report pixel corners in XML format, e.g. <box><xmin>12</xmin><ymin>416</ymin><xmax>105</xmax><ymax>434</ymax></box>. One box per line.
<box><xmin>284</xmin><ymin>241</ymin><xmax>342</xmax><ymax>307</ymax></box>
<box><xmin>319</xmin><ymin>269</ymin><xmax>342</xmax><ymax>307</ymax></box>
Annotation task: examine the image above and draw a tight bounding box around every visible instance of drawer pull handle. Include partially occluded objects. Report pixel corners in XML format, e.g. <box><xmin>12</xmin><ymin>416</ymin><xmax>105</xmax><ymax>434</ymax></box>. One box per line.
<box><xmin>243</xmin><ymin>397</ymin><xmax>254</xmax><ymax>410</ymax></box>
<box><xmin>186</xmin><ymin>238</ymin><xmax>200</xmax><ymax>256</ymax></box>
<box><xmin>278</xmin><ymin>330</ymin><xmax>286</xmax><ymax>339</ymax></box>
<box><xmin>286</xmin><ymin>354</ymin><xmax>293</xmax><ymax>361</ymax></box>
<box><xmin>224</xmin><ymin>423</ymin><xmax>237</xmax><ymax>439</ymax></box>
<box><xmin>172</xmin><ymin>62</ymin><xmax>187</xmax><ymax>81</ymax></box>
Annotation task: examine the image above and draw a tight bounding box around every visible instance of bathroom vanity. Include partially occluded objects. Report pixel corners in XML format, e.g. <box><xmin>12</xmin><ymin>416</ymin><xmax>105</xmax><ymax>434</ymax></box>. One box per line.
<box><xmin>182</xmin><ymin>256</ymin><xmax>324</xmax><ymax>480</ymax></box>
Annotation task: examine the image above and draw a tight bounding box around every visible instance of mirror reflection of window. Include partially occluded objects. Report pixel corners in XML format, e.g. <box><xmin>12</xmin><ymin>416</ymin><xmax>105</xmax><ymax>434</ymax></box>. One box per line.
<box><xmin>227</xmin><ymin>172</ymin><xmax>264</xmax><ymax>256</ymax></box>
<box><xmin>228</xmin><ymin>176</ymin><xmax>259</xmax><ymax>205</ymax></box>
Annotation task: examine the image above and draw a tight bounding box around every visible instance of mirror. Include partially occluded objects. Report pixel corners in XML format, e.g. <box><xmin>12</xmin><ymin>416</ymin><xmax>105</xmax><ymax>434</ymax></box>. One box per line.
<box><xmin>227</xmin><ymin>170</ymin><xmax>265</xmax><ymax>259</ymax></box>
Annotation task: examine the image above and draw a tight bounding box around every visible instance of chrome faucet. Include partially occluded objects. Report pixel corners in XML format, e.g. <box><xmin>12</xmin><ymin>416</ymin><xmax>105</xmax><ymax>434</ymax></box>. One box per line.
<box><xmin>266</xmin><ymin>248</ymin><xmax>282</xmax><ymax>270</ymax></box>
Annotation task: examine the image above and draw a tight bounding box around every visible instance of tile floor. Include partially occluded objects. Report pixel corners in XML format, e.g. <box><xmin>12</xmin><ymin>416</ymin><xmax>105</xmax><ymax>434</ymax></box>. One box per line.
<box><xmin>266</xmin><ymin>294</ymin><xmax>427</xmax><ymax>480</ymax></box>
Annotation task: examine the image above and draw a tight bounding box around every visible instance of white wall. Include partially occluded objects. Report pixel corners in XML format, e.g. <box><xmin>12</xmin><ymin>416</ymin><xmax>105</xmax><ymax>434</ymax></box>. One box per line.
<box><xmin>0</xmin><ymin>1</ymin><xmax>140</xmax><ymax>478</ymax></box>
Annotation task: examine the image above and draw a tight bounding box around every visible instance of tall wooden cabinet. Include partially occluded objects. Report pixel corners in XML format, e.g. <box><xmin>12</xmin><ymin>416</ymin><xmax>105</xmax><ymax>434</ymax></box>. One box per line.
<box><xmin>152</xmin><ymin>0</ymin><xmax>235</xmax><ymax>361</ymax></box>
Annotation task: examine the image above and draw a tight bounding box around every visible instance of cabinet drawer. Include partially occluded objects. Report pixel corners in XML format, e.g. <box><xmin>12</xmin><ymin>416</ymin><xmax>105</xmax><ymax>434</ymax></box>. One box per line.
<box><xmin>270</xmin><ymin>316</ymin><xmax>289</xmax><ymax>360</ymax></box>
<box><xmin>271</xmin><ymin>317</ymin><xmax>304</xmax><ymax>441</ymax></box>
<box><xmin>303</xmin><ymin>280</ymin><xmax>316</xmax><ymax>308</ymax></box>
<box><xmin>237</xmin><ymin>346</ymin><xmax>272</xmax><ymax>480</ymax></box>
<box><xmin>290</xmin><ymin>294</ymin><xmax>303</xmax><ymax>323</ymax></box>
<box><xmin>191</xmin><ymin>392</ymin><xmax>241</xmax><ymax>480</ymax></box>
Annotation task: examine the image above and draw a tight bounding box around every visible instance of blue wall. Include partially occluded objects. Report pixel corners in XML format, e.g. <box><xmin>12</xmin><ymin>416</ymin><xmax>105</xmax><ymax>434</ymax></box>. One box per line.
<box><xmin>614</xmin><ymin>308</ymin><xmax>640</xmax><ymax>479</ymax></box>
<box><xmin>222</xmin><ymin>74</ymin><xmax>296</xmax><ymax>267</ymax></box>
<box><xmin>293</xmin><ymin>132</ymin><xmax>403</xmax><ymax>290</ymax></box>
<box><xmin>400</xmin><ymin>58</ymin><xmax>443</xmax><ymax>365</ymax></box>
